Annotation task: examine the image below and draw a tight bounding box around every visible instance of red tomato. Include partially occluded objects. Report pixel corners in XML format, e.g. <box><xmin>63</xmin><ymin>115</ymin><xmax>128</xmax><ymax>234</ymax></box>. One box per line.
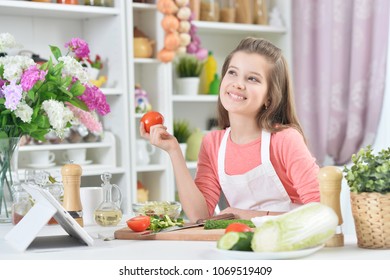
<box><xmin>126</xmin><ymin>215</ymin><xmax>151</xmax><ymax>232</ymax></box>
<box><xmin>225</xmin><ymin>223</ymin><xmax>252</xmax><ymax>233</ymax></box>
<box><xmin>140</xmin><ymin>111</ymin><xmax>164</xmax><ymax>133</ymax></box>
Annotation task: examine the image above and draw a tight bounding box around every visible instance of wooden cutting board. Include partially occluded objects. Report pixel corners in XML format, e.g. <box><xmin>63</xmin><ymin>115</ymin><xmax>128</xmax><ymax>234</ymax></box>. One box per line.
<box><xmin>114</xmin><ymin>226</ymin><xmax>225</xmax><ymax>241</ymax></box>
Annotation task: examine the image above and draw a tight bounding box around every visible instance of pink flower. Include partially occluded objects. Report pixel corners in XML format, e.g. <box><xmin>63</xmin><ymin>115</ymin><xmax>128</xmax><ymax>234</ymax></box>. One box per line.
<box><xmin>78</xmin><ymin>85</ymin><xmax>110</xmax><ymax>116</ymax></box>
<box><xmin>20</xmin><ymin>65</ymin><xmax>47</xmax><ymax>91</ymax></box>
<box><xmin>65</xmin><ymin>38</ymin><xmax>90</xmax><ymax>60</ymax></box>
<box><xmin>66</xmin><ymin>103</ymin><xmax>103</xmax><ymax>134</ymax></box>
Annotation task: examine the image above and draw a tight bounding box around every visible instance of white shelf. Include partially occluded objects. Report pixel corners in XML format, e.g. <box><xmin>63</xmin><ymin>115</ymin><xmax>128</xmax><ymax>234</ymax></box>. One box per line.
<box><xmin>193</xmin><ymin>20</ymin><xmax>286</xmax><ymax>35</ymax></box>
<box><xmin>134</xmin><ymin>58</ymin><xmax>161</xmax><ymax>64</ymax></box>
<box><xmin>186</xmin><ymin>161</ymin><xmax>198</xmax><ymax>169</ymax></box>
<box><xmin>101</xmin><ymin>88</ymin><xmax>123</xmax><ymax>96</ymax></box>
<box><xmin>19</xmin><ymin>132</ymin><xmax>115</xmax><ymax>152</ymax></box>
<box><xmin>0</xmin><ymin>1</ymin><xmax>120</xmax><ymax>18</ymax></box>
<box><xmin>172</xmin><ymin>95</ymin><xmax>218</xmax><ymax>102</ymax></box>
<box><xmin>18</xmin><ymin>165</ymin><xmax>125</xmax><ymax>181</ymax></box>
<box><xmin>19</xmin><ymin>142</ymin><xmax>110</xmax><ymax>152</ymax></box>
<box><xmin>132</xmin><ymin>2</ymin><xmax>157</xmax><ymax>10</ymax></box>
<box><xmin>136</xmin><ymin>164</ymin><xmax>167</xmax><ymax>172</ymax></box>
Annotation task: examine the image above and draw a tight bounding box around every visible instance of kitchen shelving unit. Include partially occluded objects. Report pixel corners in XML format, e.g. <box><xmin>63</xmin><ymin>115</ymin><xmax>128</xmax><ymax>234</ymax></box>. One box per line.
<box><xmin>1</xmin><ymin>0</ymin><xmax>291</xmax><ymax>217</ymax></box>
<box><xmin>0</xmin><ymin>0</ymin><xmax>132</xmax><ymax>213</ymax></box>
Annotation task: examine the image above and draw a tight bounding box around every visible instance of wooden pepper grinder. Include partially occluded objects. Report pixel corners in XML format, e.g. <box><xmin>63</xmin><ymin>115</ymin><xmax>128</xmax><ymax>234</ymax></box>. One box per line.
<box><xmin>318</xmin><ymin>166</ymin><xmax>344</xmax><ymax>247</ymax></box>
<box><xmin>62</xmin><ymin>163</ymin><xmax>83</xmax><ymax>227</ymax></box>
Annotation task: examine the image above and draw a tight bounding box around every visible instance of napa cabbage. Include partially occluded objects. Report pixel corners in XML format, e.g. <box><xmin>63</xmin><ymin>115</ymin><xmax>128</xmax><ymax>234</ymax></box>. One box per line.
<box><xmin>251</xmin><ymin>202</ymin><xmax>338</xmax><ymax>252</ymax></box>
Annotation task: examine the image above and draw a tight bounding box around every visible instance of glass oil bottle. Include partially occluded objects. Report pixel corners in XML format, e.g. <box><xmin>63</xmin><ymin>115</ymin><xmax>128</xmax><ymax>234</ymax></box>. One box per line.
<box><xmin>94</xmin><ymin>172</ymin><xmax>122</xmax><ymax>226</ymax></box>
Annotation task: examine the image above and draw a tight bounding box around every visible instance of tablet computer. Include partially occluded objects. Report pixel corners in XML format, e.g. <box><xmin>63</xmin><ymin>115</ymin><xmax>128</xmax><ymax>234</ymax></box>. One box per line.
<box><xmin>5</xmin><ymin>183</ymin><xmax>94</xmax><ymax>251</ymax></box>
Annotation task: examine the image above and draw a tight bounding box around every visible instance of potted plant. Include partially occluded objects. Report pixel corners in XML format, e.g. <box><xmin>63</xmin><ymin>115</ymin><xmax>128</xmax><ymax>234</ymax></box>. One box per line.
<box><xmin>343</xmin><ymin>145</ymin><xmax>390</xmax><ymax>249</ymax></box>
<box><xmin>173</xmin><ymin>119</ymin><xmax>192</xmax><ymax>158</ymax></box>
<box><xmin>175</xmin><ymin>54</ymin><xmax>204</xmax><ymax>96</ymax></box>
<box><xmin>84</xmin><ymin>54</ymin><xmax>103</xmax><ymax>81</ymax></box>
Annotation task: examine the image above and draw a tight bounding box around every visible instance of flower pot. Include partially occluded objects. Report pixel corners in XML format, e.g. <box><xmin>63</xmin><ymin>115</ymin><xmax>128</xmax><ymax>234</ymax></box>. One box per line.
<box><xmin>0</xmin><ymin>137</ymin><xmax>20</xmax><ymax>223</ymax></box>
<box><xmin>179</xmin><ymin>143</ymin><xmax>187</xmax><ymax>160</ymax></box>
<box><xmin>88</xmin><ymin>67</ymin><xmax>100</xmax><ymax>81</ymax></box>
<box><xmin>176</xmin><ymin>77</ymin><xmax>200</xmax><ymax>96</ymax></box>
<box><xmin>186</xmin><ymin>128</ymin><xmax>204</xmax><ymax>161</ymax></box>
<box><xmin>350</xmin><ymin>192</ymin><xmax>390</xmax><ymax>249</ymax></box>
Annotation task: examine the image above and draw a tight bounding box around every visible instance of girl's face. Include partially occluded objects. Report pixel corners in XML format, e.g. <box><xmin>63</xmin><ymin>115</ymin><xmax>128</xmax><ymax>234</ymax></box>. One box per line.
<box><xmin>220</xmin><ymin>51</ymin><xmax>270</xmax><ymax>119</ymax></box>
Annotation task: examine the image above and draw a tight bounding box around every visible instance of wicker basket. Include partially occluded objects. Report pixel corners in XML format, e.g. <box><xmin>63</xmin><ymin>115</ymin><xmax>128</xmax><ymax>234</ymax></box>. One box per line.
<box><xmin>350</xmin><ymin>192</ymin><xmax>390</xmax><ymax>249</ymax></box>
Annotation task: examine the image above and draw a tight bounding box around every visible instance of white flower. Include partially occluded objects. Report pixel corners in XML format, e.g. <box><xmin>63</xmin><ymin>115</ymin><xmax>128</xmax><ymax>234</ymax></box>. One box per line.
<box><xmin>41</xmin><ymin>99</ymin><xmax>74</xmax><ymax>137</ymax></box>
<box><xmin>58</xmin><ymin>56</ymin><xmax>89</xmax><ymax>84</ymax></box>
<box><xmin>0</xmin><ymin>33</ymin><xmax>21</xmax><ymax>52</ymax></box>
<box><xmin>14</xmin><ymin>101</ymin><xmax>33</xmax><ymax>123</ymax></box>
<box><xmin>0</xmin><ymin>55</ymin><xmax>35</xmax><ymax>81</ymax></box>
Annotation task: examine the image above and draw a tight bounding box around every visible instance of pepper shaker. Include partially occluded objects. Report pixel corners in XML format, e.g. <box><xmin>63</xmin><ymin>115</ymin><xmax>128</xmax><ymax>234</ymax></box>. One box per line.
<box><xmin>62</xmin><ymin>163</ymin><xmax>83</xmax><ymax>227</ymax></box>
<box><xmin>318</xmin><ymin>166</ymin><xmax>344</xmax><ymax>247</ymax></box>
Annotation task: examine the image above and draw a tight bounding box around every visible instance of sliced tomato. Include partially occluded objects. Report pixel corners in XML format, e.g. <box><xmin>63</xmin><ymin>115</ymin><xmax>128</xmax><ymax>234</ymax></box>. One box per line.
<box><xmin>126</xmin><ymin>215</ymin><xmax>151</xmax><ymax>232</ymax></box>
<box><xmin>224</xmin><ymin>222</ymin><xmax>252</xmax><ymax>233</ymax></box>
<box><xmin>140</xmin><ymin>111</ymin><xmax>164</xmax><ymax>133</ymax></box>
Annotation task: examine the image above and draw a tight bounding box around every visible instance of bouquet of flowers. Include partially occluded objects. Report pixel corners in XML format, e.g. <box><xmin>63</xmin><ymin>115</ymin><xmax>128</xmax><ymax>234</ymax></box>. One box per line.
<box><xmin>0</xmin><ymin>33</ymin><xmax>110</xmax><ymax>141</ymax></box>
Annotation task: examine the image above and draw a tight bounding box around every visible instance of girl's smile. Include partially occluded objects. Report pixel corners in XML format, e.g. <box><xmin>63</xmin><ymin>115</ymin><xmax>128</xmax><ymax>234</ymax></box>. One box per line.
<box><xmin>220</xmin><ymin>51</ymin><xmax>269</xmax><ymax>116</ymax></box>
<box><xmin>227</xmin><ymin>90</ymin><xmax>247</xmax><ymax>101</ymax></box>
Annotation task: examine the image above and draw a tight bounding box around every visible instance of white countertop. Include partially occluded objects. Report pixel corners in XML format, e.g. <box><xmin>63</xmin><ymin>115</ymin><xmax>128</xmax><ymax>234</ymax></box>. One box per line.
<box><xmin>0</xmin><ymin>221</ymin><xmax>388</xmax><ymax>260</ymax></box>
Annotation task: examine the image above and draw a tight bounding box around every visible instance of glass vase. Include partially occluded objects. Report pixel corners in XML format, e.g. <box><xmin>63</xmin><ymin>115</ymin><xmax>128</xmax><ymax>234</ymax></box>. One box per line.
<box><xmin>0</xmin><ymin>137</ymin><xmax>20</xmax><ymax>223</ymax></box>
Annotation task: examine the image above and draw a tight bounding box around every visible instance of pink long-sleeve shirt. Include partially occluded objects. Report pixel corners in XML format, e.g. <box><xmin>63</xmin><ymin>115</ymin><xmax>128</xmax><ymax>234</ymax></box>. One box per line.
<box><xmin>194</xmin><ymin>127</ymin><xmax>320</xmax><ymax>216</ymax></box>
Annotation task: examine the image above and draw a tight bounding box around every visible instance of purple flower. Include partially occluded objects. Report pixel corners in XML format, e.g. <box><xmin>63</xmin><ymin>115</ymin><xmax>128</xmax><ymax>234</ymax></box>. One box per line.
<box><xmin>78</xmin><ymin>85</ymin><xmax>110</xmax><ymax>116</ymax></box>
<box><xmin>0</xmin><ymin>79</ymin><xmax>5</xmax><ymax>97</ymax></box>
<box><xmin>196</xmin><ymin>48</ymin><xmax>208</xmax><ymax>60</ymax></box>
<box><xmin>2</xmin><ymin>80</ymin><xmax>23</xmax><ymax>111</ymax></box>
<box><xmin>187</xmin><ymin>42</ymin><xmax>198</xmax><ymax>54</ymax></box>
<box><xmin>65</xmin><ymin>38</ymin><xmax>90</xmax><ymax>59</ymax></box>
<box><xmin>20</xmin><ymin>65</ymin><xmax>47</xmax><ymax>91</ymax></box>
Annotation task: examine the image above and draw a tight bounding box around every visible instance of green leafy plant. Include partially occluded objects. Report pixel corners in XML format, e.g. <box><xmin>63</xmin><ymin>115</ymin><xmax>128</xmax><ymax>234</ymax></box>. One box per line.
<box><xmin>343</xmin><ymin>145</ymin><xmax>390</xmax><ymax>194</ymax></box>
<box><xmin>175</xmin><ymin>55</ymin><xmax>204</xmax><ymax>78</ymax></box>
<box><xmin>87</xmin><ymin>54</ymin><xmax>103</xmax><ymax>69</ymax></box>
<box><xmin>173</xmin><ymin>119</ymin><xmax>192</xmax><ymax>143</ymax></box>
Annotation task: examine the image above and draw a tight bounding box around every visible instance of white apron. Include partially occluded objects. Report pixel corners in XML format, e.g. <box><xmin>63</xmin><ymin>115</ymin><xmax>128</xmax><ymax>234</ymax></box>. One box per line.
<box><xmin>218</xmin><ymin>128</ymin><xmax>301</xmax><ymax>212</ymax></box>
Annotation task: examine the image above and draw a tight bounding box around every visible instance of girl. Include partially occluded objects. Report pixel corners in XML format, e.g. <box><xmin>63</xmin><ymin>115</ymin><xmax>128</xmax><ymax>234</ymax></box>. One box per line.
<box><xmin>140</xmin><ymin>37</ymin><xmax>320</xmax><ymax>222</ymax></box>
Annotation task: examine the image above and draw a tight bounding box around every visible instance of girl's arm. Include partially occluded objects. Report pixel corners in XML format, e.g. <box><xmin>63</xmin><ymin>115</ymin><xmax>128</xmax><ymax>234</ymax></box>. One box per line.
<box><xmin>140</xmin><ymin>123</ymin><xmax>209</xmax><ymax>222</ymax></box>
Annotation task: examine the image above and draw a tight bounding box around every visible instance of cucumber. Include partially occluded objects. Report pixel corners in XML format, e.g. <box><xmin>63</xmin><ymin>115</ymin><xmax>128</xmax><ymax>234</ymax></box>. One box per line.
<box><xmin>217</xmin><ymin>232</ymin><xmax>254</xmax><ymax>251</ymax></box>
<box><xmin>204</xmin><ymin>219</ymin><xmax>255</xmax><ymax>229</ymax></box>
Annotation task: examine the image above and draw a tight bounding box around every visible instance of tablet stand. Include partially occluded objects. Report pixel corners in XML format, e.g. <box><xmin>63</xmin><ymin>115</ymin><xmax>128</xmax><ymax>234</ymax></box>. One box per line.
<box><xmin>5</xmin><ymin>200</ymin><xmax>57</xmax><ymax>251</ymax></box>
<box><xmin>4</xmin><ymin>184</ymin><xmax>93</xmax><ymax>252</ymax></box>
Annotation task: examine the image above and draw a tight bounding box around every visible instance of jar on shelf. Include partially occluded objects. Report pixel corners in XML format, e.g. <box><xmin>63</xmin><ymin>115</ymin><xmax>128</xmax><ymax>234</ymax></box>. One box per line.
<box><xmin>200</xmin><ymin>0</ymin><xmax>220</xmax><ymax>22</ymax></box>
<box><xmin>235</xmin><ymin>0</ymin><xmax>252</xmax><ymax>24</ymax></box>
<box><xmin>253</xmin><ymin>0</ymin><xmax>268</xmax><ymax>25</ymax></box>
<box><xmin>57</xmin><ymin>0</ymin><xmax>79</xmax><ymax>4</ymax></box>
<box><xmin>189</xmin><ymin>0</ymin><xmax>201</xmax><ymax>21</ymax></box>
<box><xmin>219</xmin><ymin>0</ymin><xmax>235</xmax><ymax>23</ymax></box>
<box><xmin>84</xmin><ymin>0</ymin><xmax>114</xmax><ymax>7</ymax></box>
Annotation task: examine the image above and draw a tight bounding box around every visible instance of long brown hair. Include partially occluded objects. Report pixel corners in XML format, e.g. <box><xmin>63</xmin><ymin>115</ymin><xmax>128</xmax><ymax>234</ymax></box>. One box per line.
<box><xmin>217</xmin><ymin>37</ymin><xmax>305</xmax><ymax>140</ymax></box>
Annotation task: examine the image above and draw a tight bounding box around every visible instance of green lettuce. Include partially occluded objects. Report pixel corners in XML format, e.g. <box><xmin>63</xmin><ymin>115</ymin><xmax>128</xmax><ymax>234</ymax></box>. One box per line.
<box><xmin>251</xmin><ymin>202</ymin><xmax>338</xmax><ymax>252</ymax></box>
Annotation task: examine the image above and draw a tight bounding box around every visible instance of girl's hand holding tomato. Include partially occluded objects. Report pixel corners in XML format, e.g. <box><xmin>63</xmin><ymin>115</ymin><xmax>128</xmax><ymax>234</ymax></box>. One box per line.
<box><xmin>140</xmin><ymin>111</ymin><xmax>165</xmax><ymax>133</ymax></box>
<box><xmin>139</xmin><ymin>111</ymin><xmax>179</xmax><ymax>154</ymax></box>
